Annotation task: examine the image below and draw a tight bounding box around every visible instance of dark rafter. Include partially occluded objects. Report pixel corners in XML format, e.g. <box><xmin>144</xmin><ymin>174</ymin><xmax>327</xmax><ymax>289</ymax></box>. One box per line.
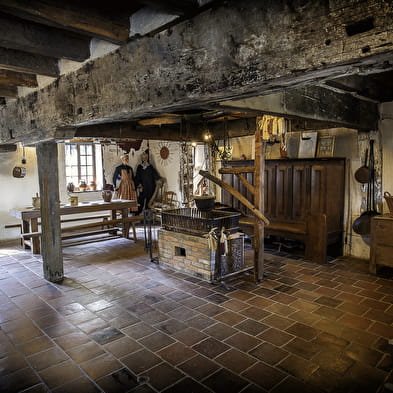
<box><xmin>0</xmin><ymin>0</ymin><xmax>133</xmax><ymax>44</ymax></box>
<box><xmin>0</xmin><ymin>12</ymin><xmax>90</xmax><ymax>61</ymax></box>
<box><xmin>0</xmin><ymin>47</ymin><xmax>59</xmax><ymax>77</ymax></box>
<box><xmin>0</xmin><ymin>69</ymin><xmax>38</xmax><ymax>88</ymax></box>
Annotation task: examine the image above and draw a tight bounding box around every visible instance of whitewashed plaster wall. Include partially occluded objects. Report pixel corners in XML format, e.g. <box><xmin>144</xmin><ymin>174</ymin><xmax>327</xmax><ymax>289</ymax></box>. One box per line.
<box><xmin>380</xmin><ymin>102</ymin><xmax>393</xmax><ymax>212</ymax></box>
<box><xmin>0</xmin><ymin>144</ymin><xmax>39</xmax><ymax>240</ymax></box>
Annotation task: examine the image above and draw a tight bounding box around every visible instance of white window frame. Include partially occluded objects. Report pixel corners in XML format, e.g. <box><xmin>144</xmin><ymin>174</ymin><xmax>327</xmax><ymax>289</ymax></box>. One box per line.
<box><xmin>65</xmin><ymin>142</ymin><xmax>103</xmax><ymax>190</ymax></box>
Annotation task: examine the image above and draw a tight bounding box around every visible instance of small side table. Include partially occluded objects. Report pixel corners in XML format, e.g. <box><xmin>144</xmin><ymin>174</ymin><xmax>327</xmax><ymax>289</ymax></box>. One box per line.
<box><xmin>370</xmin><ymin>214</ymin><xmax>393</xmax><ymax>274</ymax></box>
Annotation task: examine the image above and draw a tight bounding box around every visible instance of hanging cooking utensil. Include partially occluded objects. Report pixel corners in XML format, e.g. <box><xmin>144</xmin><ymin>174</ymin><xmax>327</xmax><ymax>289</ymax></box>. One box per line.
<box><xmin>352</xmin><ymin>139</ymin><xmax>379</xmax><ymax>235</ymax></box>
<box><xmin>354</xmin><ymin>147</ymin><xmax>369</xmax><ymax>183</ymax></box>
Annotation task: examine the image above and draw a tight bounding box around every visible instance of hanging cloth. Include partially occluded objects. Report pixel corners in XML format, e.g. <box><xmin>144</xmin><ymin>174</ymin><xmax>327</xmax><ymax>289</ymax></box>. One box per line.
<box><xmin>205</xmin><ymin>228</ymin><xmax>218</xmax><ymax>251</ymax></box>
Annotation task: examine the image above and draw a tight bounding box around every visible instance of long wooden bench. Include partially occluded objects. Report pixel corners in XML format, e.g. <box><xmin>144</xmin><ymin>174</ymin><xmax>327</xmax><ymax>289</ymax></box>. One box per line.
<box><xmin>21</xmin><ymin>215</ymin><xmax>143</xmax><ymax>247</ymax></box>
<box><xmin>221</xmin><ymin>158</ymin><xmax>345</xmax><ymax>263</ymax></box>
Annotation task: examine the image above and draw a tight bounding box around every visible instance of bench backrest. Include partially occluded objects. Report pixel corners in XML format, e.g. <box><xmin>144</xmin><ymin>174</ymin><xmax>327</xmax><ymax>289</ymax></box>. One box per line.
<box><xmin>221</xmin><ymin>158</ymin><xmax>345</xmax><ymax>233</ymax></box>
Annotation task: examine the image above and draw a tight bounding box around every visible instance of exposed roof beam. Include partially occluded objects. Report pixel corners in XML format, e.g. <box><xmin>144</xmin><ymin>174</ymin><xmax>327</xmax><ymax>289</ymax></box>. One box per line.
<box><xmin>0</xmin><ymin>143</ymin><xmax>17</xmax><ymax>152</ymax></box>
<box><xmin>0</xmin><ymin>12</ymin><xmax>90</xmax><ymax>61</ymax></box>
<box><xmin>0</xmin><ymin>85</ymin><xmax>17</xmax><ymax>97</ymax></box>
<box><xmin>0</xmin><ymin>47</ymin><xmax>59</xmax><ymax>77</ymax></box>
<box><xmin>0</xmin><ymin>0</ymin><xmax>130</xmax><ymax>44</ymax></box>
<box><xmin>0</xmin><ymin>69</ymin><xmax>38</xmax><ymax>88</ymax></box>
<box><xmin>1</xmin><ymin>0</ymin><xmax>392</xmax><ymax>144</ymax></box>
<box><xmin>219</xmin><ymin>86</ymin><xmax>378</xmax><ymax>130</ymax></box>
<box><xmin>74</xmin><ymin>121</ymin><xmax>204</xmax><ymax>141</ymax></box>
<box><xmin>73</xmin><ymin>116</ymin><xmax>255</xmax><ymax>141</ymax></box>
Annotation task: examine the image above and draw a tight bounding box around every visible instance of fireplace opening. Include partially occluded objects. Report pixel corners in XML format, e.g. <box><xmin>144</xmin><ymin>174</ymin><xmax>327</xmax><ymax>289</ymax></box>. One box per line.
<box><xmin>175</xmin><ymin>247</ymin><xmax>186</xmax><ymax>257</ymax></box>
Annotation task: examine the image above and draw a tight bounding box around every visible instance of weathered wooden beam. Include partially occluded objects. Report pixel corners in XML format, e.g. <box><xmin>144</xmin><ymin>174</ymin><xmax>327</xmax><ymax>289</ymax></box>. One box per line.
<box><xmin>0</xmin><ymin>47</ymin><xmax>59</xmax><ymax>77</ymax></box>
<box><xmin>1</xmin><ymin>0</ymin><xmax>393</xmax><ymax>143</ymax></box>
<box><xmin>36</xmin><ymin>140</ymin><xmax>63</xmax><ymax>283</ymax></box>
<box><xmin>0</xmin><ymin>13</ymin><xmax>90</xmax><ymax>61</ymax></box>
<box><xmin>0</xmin><ymin>0</ymin><xmax>130</xmax><ymax>44</ymax></box>
<box><xmin>199</xmin><ymin>170</ymin><xmax>270</xmax><ymax>226</ymax></box>
<box><xmin>0</xmin><ymin>85</ymin><xmax>17</xmax><ymax>97</ymax></box>
<box><xmin>220</xmin><ymin>85</ymin><xmax>379</xmax><ymax>130</ymax></box>
<box><xmin>219</xmin><ymin>166</ymin><xmax>255</xmax><ymax>174</ymax></box>
<box><xmin>0</xmin><ymin>69</ymin><xmax>38</xmax><ymax>87</ymax></box>
<box><xmin>74</xmin><ymin>121</ymin><xmax>205</xmax><ymax>141</ymax></box>
<box><xmin>0</xmin><ymin>143</ymin><xmax>17</xmax><ymax>152</ymax></box>
<box><xmin>237</xmin><ymin>173</ymin><xmax>255</xmax><ymax>196</ymax></box>
<box><xmin>253</xmin><ymin>126</ymin><xmax>265</xmax><ymax>282</ymax></box>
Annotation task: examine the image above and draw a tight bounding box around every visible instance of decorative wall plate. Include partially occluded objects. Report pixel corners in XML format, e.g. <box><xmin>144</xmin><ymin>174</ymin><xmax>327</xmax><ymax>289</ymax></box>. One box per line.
<box><xmin>156</xmin><ymin>142</ymin><xmax>173</xmax><ymax>166</ymax></box>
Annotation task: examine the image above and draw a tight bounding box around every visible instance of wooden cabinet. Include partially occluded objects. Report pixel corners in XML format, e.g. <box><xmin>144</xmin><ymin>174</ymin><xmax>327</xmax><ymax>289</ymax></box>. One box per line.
<box><xmin>370</xmin><ymin>215</ymin><xmax>393</xmax><ymax>273</ymax></box>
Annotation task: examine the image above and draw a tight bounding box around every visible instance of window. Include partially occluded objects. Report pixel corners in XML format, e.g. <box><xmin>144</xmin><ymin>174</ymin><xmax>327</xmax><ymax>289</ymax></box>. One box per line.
<box><xmin>65</xmin><ymin>142</ymin><xmax>103</xmax><ymax>190</ymax></box>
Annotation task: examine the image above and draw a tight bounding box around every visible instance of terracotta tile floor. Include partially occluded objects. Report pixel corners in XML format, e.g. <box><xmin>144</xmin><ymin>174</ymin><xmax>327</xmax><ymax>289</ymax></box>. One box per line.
<box><xmin>0</xmin><ymin>234</ymin><xmax>393</xmax><ymax>393</ymax></box>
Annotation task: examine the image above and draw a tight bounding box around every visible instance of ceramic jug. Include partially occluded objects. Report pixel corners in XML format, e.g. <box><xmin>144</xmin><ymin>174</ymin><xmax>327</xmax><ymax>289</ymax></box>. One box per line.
<box><xmin>67</xmin><ymin>182</ymin><xmax>75</xmax><ymax>192</ymax></box>
<box><xmin>102</xmin><ymin>190</ymin><xmax>113</xmax><ymax>202</ymax></box>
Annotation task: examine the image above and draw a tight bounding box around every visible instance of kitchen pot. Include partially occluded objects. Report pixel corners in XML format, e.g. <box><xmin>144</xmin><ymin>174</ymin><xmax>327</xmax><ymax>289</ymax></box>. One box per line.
<box><xmin>193</xmin><ymin>195</ymin><xmax>215</xmax><ymax>211</ymax></box>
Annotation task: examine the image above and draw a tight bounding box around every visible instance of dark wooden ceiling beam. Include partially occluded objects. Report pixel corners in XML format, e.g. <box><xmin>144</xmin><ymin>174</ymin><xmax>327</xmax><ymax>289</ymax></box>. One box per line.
<box><xmin>325</xmin><ymin>71</ymin><xmax>393</xmax><ymax>103</ymax></box>
<box><xmin>0</xmin><ymin>85</ymin><xmax>17</xmax><ymax>97</ymax></box>
<box><xmin>0</xmin><ymin>143</ymin><xmax>17</xmax><ymax>152</ymax></box>
<box><xmin>219</xmin><ymin>85</ymin><xmax>378</xmax><ymax>130</ymax></box>
<box><xmin>0</xmin><ymin>0</ymin><xmax>130</xmax><ymax>44</ymax></box>
<box><xmin>0</xmin><ymin>12</ymin><xmax>90</xmax><ymax>61</ymax></box>
<box><xmin>0</xmin><ymin>47</ymin><xmax>59</xmax><ymax>77</ymax></box>
<box><xmin>73</xmin><ymin>116</ymin><xmax>255</xmax><ymax>141</ymax></box>
<box><xmin>74</xmin><ymin>121</ymin><xmax>205</xmax><ymax>141</ymax></box>
<box><xmin>0</xmin><ymin>69</ymin><xmax>38</xmax><ymax>87</ymax></box>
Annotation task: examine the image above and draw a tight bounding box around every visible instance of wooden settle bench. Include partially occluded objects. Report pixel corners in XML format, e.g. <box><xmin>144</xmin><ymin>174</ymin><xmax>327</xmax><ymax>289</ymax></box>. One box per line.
<box><xmin>19</xmin><ymin>214</ymin><xmax>143</xmax><ymax>248</ymax></box>
<box><xmin>220</xmin><ymin>158</ymin><xmax>345</xmax><ymax>263</ymax></box>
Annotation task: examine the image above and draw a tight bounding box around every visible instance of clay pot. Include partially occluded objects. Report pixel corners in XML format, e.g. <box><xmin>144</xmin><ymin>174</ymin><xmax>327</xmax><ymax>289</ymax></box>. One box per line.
<box><xmin>79</xmin><ymin>180</ymin><xmax>87</xmax><ymax>192</ymax></box>
<box><xmin>32</xmin><ymin>193</ymin><xmax>40</xmax><ymax>209</ymax></box>
<box><xmin>102</xmin><ymin>190</ymin><xmax>113</xmax><ymax>202</ymax></box>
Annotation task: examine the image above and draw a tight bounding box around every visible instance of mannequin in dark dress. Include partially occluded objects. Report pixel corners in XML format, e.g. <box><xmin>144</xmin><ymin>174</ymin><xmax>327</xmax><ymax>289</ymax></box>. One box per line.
<box><xmin>135</xmin><ymin>151</ymin><xmax>160</xmax><ymax>214</ymax></box>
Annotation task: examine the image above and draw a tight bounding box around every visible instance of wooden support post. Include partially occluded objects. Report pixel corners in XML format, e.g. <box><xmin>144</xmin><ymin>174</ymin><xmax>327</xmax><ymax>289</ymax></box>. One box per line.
<box><xmin>36</xmin><ymin>140</ymin><xmax>63</xmax><ymax>282</ymax></box>
<box><xmin>254</xmin><ymin>126</ymin><xmax>265</xmax><ymax>282</ymax></box>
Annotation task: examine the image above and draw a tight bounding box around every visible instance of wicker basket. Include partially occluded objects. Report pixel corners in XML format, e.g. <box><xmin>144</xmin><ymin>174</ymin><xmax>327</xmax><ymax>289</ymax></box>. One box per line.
<box><xmin>384</xmin><ymin>192</ymin><xmax>393</xmax><ymax>216</ymax></box>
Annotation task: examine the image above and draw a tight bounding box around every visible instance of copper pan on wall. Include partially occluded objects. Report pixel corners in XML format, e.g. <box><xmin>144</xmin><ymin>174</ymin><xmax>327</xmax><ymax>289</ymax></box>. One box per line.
<box><xmin>354</xmin><ymin>147</ymin><xmax>370</xmax><ymax>183</ymax></box>
<box><xmin>352</xmin><ymin>140</ymin><xmax>380</xmax><ymax>235</ymax></box>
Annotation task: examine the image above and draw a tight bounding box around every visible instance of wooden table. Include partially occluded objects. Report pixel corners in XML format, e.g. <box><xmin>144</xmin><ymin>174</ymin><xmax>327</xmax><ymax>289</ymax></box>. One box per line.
<box><xmin>10</xmin><ymin>199</ymin><xmax>137</xmax><ymax>254</ymax></box>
